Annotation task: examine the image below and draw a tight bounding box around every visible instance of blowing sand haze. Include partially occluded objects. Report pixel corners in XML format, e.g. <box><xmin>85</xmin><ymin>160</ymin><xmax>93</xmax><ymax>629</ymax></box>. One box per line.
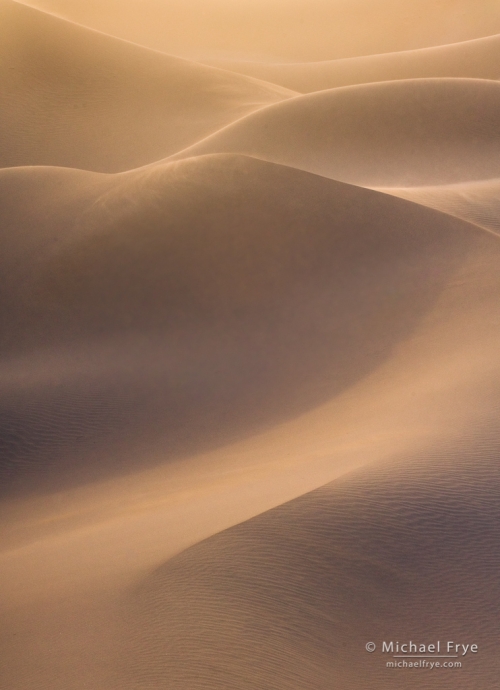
<box><xmin>1</xmin><ymin>1</ymin><xmax>500</xmax><ymax>688</ymax></box>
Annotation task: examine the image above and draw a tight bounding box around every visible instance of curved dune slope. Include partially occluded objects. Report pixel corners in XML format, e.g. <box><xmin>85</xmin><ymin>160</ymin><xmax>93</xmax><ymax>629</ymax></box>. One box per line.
<box><xmin>17</xmin><ymin>0</ymin><xmax>500</xmax><ymax>64</ymax></box>
<box><xmin>209</xmin><ymin>33</ymin><xmax>500</xmax><ymax>93</ymax></box>
<box><xmin>168</xmin><ymin>79</ymin><xmax>500</xmax><ymax>187</ymax></box>
<box><xmin>128</xmin><ymin>439</ymin><xmax>500</xmax><ymax>689</ymax></box>
<box><xmin>2</xmin><ymin>189</ymin><xmax>500</xmax><ymax>688</ymax></box>
<box><xmin>2</xmin><ymin>223</ymin><xmax>500</xmax><ymax>687</ymax></box>
<box><xmin>2</xmin><ymin>4</ymin><xmax>500</xmax><ymax>690</ymax></box>
<box><xmin>385</xmin><ymin>179</ymin><xmax>500</xmax><ymax>236</ymax></box>
<box><xmin>0</xmin><ymin>0</ymin><xmax>293</xmax><ymax>172</ymax></box>
<box><xmin>0</xmin><ymin>154</ymin><xmax>484</xmax><ymax>493</ymax></box>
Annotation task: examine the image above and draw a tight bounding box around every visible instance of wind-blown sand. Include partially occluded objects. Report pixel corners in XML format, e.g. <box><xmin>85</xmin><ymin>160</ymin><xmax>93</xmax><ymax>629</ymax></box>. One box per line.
<box><xmin>384</xmin><ymin>178</ymin><xmax>500</xmax><ymax>236</ymax></box>
<box><xmin>19</xmin><ymin>0</ymin><xmax>500</xmax><ymax>62</ymax></box>
<box><xmin>0</xmin><ymin>0</ymin><xmax>293</xmax><ymax>171</ymax></box>
<box><xmin>207</xmin><ymin>33</ymin><xmax>500</xmax><ymax>93</ymax></box>
<box><xmin>1</xmin><ymin>2</ymin><xmax>500</xmax><ymax>689</ymax></box>
<box><xmin>2</xmin><ymin>154</ymin><xmax>483</xmax><ymax>494</ymax></box>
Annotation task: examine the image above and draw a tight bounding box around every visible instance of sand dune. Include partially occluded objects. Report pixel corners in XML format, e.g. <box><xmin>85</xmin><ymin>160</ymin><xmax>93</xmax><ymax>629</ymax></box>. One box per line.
<box><xmin>128</xmin><ymin>436</ymin><xmax>500</xmax><ymax>689</ymax></box>
<box><xmin>0</xmin><ymin>0</ymin><xmax>293</xmax><ymax>172</ymax></box>
<box><xmin>208</xmin><ymin>33</ymin><xmax>500</xmax><ymax>93</ymax></box>
<box><xmin>18</xmin><ymin>0</ymin><xmax>500</xmax><ymax>63</ymax></box>
<box><xmin>168</xmin><ymin>79</ymin><xmax>500</xmax><ymax>187</ymax></box>
<box><xmin>384</xmin><ymin>178</ymin><xmax>500</xmax><ymax>236</ymax></box>
<box><xmin>2</xmin><ymin>4</ymin><xmax>500</xmax><ymax>689</ymax></box>
<box><xmin>1</xmin><ymin>154</ymin><xmax>485</xmax><ymax>495</ymax></box>
<box><xmin>2</xmin><ymin>217</ymin><xmax>500</xmax><ymax>686</ymax></box>
<box><xmin>2</xmin><ymin>165</ymin><xmax>500</xmax><ymax>687</ymax></box>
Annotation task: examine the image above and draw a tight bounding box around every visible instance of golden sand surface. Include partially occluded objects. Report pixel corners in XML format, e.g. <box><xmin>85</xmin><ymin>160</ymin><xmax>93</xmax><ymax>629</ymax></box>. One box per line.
<box><xmin>1</xmin><ymin>1</ymin><xmax>500</xmax><ymax>688</ymax></box>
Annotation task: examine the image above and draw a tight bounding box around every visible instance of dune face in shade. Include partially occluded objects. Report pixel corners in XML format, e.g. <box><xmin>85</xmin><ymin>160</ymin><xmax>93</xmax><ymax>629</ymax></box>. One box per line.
<box><xmin>1</xmin><ymin>2</ymin><xmax>500</xmax><ymax>690</ymax></box>
<box><xmin>0</xmin><ymin>155</ymin><xmax>482</xmax><ymax>494</ymax></box>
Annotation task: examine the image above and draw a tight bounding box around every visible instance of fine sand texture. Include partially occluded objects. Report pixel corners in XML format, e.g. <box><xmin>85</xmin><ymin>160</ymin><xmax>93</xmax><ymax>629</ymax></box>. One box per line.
<box><xmin>383</xmin><ymin>178</ymin><xmax>500</xmax><ymax>236</ymax></box>
<box><xmin>1</xmin><ymin>2</ymin><xmax>500</xmax><ymax>689</ymax></box>
<box><xmin>127</xmin><ymin>440</ymin><xmax>500</xmax><ymax>690</ymax></box>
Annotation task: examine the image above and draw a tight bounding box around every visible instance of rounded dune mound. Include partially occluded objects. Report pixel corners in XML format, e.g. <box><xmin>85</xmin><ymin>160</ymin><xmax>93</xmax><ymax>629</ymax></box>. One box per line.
<box><xmin>385</xmin><ymin>178</ymin><xmax>500</xmax><ymax>236</ymax></box>
<box><xmin>2</xmin><ymin>3</ymin><xmax>500</xmax><ymax>690</ymax></box>
<box><xmin>208</xmin><ymin>33</ymin><xmax>500</xmax><ymax>93</ymax></box>
<box><xmin>0</xmin><ymin>154</ymin><xmax>485</xmax><ymax>493</ymax></box>
<box><xmin>127</xmin><ymin>437</ymin><xmax>500</xmax><ymax>689</ymax></box>
<box><xmin>169</xmin><ymin>79</ymin><xmax>500</xmax><ymax>188</ymax></box>
<box><xmin>0</xmin><ymin>0</ymin><xmax>294</xmax><ymax>172</ymax></box>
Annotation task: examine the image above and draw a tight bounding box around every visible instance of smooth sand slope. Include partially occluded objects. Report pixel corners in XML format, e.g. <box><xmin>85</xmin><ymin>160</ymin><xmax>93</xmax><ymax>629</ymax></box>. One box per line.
<box><xmin>168</xmin><ymin>79</ymin><xmax>500</xmax><ymax>187</ymax></box>
<box><xmin>2</xmin><ymin>152</ymin><xmax>500</xmax><ymax>690</ymax></box>
<box><xmin>0</xmin><ymin>0</ymin><xmax>293</xmax><ymax>172</ymax></box>
<box><xmin>128</xmin><ymin>439</ymin><xmax>500</xmax><ymax>690</ymax></box>
<box><xmin>2</xmin><ymin>5</ymin><xmax>500</xmax><ymax>689</ymax></box>
<box><xmin>18</xmin><ymin>0</ymin><xmax>500</xmax><ymax>62</ymax></box>
<box><xmin>121</xmin><ymin>181</ymin><xmax>499</xmax><ymax>690</ymax></box>
<box><xmin>208</xmin><ymin>33</ymin><xmax>500</xmax><ymax>93</ymax></box>
<box><xmin>0</xmin><ymin>154</ymin><xmax>483</xmax><ymax>495</ymax></box>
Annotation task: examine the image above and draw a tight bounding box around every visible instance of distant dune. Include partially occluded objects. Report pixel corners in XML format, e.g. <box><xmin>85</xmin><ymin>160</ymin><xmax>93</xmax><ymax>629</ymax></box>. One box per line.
<box><xmin>169</xmin><ymin>79</ymin><xmax>500</xmax><ymax>187</ymax></box>
<box><xmin>208</xmin><ymin>33</ymin><xmax>500</xmax><ymax>93</ymax></box>
<box><xmin>18</xmin><ymin>0</ymin><xmax>500</xmax><ymax>62</ymax></box>
<box><xmin>0</xmin><ymin>0</ymin><xmax>293</xmax><ymax>172</ymax></box>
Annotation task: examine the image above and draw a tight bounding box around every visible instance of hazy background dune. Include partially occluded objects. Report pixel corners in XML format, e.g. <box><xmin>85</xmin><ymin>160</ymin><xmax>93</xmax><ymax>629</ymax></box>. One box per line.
<box><xmin>17</xmin><ymin>0</ymin><xmax>500</xmax><ymax>62</ymax></box>
<box><xmin>1</xmin><ymin>1</ymin><xmax>500</xmax><ymax>689</ymax></box>
<box><xmin>0</xmin><ymin>0</ymin><xmax>293</xmax><ymax>172</ymax></box>
<box><xmin>206</xmin><ymin>33</ymin><xmax>500</xmax><ymax>93</ymax></box>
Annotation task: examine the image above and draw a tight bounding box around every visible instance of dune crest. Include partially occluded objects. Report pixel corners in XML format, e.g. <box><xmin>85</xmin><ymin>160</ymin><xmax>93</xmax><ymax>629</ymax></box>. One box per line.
<box><xmin>167</xmin><ymin>79</ymin><xmax>500</xmax><ymax>187</ymax></box>
<box><xmin>0</xmin><ymin>0</ymin><xmax>294</xmax><ymax>172</ymax></box>
<box><xmin>207</xmin><ymin>33</ymin><xmax>500</xmax><ymax>93</ymax></box>
<box><xmin>17</xmin><ymin>0</ymin><xmax>500</xmax><ymax>62</ymax></box>
<box><xmin>382</xmin><ymin>178</ymin><xmax>500</xmax><ymax>236</ymax></box>
<box><xmin>1</xmin><ymin>154</ymin><xmax>488</xmax><ymax>495</ymax></box>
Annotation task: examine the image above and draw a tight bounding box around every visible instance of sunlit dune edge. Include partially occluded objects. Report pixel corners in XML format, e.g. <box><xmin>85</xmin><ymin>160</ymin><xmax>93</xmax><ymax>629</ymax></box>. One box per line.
<box><xmin>380</xmin><ymin>179</ymin><xmax>500</xmax><ymax>237</ymax></box>
<box><xmin>164</xmin><ymin>78</ymin><xmax>500</xmax><ymax>188</ymax></box>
